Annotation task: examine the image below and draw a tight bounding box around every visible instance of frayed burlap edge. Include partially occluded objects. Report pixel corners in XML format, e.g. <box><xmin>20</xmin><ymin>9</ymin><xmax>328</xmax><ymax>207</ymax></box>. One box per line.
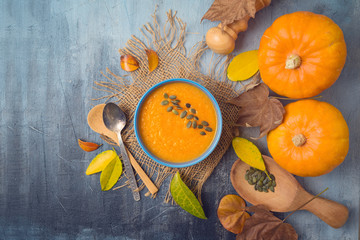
<box><xmin>93</xmin><ymin>10</ymin><xmax>252</xmax><ymax>203</ymax></box>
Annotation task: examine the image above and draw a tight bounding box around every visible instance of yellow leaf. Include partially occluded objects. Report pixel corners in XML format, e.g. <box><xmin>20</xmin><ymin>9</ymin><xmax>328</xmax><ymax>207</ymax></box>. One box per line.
<box><xmin>146</xmin><ymin>49</ymin><xmax>159</xmax><ymax>72</ymax></box>
<box><xmin>85</xmin><ymin>150</ymin><xmax>117</xmax><ymax>175</ymax></box>
<box><xmin>100</xmin><ymin>155</ymin><xmax>123</xmax><ymax>191</ymax></box>
<box><xmin>227</xmin><ymin>50</ymin><xmax>259</xmax><ymax>81</ymax></box>
<box><xmin>232</xmin><ymin>137</ymin><xmax>269</xmax><ymax>178</ymax></box>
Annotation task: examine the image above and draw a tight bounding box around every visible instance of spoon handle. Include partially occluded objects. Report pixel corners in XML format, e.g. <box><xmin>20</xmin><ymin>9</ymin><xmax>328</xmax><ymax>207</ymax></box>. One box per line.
<box><xmin>117</xmin><ymin>132</ymin><xmax>141</xmax><ymax>201</ymax></box>
<box><xmin>302</xmin><ymin>195</ymin><xmax>348</xmax><ymax>228</ymax></box>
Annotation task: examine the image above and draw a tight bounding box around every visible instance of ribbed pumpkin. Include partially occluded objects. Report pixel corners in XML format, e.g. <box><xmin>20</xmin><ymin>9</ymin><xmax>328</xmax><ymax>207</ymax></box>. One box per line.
<box><xmin>267</xmin><ymin>100</ymin><xmax>349</xmax><ymax>177</ymax></box>
<box><xmin>258</xmin><ymin>11</ymin><xmax>347</xmax><ymax>98</ymax></box>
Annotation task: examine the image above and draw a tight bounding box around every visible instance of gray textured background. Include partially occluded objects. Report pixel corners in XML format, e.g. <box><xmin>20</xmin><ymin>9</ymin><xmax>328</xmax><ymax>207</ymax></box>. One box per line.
<box><xmin>0</xmin><ymin>0</ymin><xmax>359</xmax><ymax>239</ymax></box>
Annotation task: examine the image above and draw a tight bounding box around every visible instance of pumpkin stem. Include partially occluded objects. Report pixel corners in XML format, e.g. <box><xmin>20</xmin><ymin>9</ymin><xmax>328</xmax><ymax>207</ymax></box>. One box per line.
<box><xmin>285</xmin><ymin>54</ymin><xmax>302</xmax><ymax>69</ymax></box>
<box><xmin>292</xmin><ymin>134</ymin><xmax>306</xmax><ymax>147</ymax></box>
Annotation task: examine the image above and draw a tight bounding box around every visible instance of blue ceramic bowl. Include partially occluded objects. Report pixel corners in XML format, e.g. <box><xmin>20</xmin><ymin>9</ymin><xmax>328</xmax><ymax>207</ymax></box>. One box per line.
<box><xmin>134</xmin><ymin>78</ymin><xmax>223</xmax><ymax>168</ymax></box>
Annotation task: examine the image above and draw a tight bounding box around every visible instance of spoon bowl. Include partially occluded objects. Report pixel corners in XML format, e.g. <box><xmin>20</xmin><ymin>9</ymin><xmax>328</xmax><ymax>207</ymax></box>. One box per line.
<box><xmin>230</xmin><ymin>155</ymin><xmax>349</xmax><ymax>228</ymax></box>
<box><xmin>103</xmin><ymin>102</ymin><xmax>127</xmax><ymax>133</ymax></box>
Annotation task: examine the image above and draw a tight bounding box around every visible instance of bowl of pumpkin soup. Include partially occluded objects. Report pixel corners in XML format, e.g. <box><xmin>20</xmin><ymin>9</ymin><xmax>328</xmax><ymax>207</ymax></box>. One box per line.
<box><xmin>134</xmin><ymin>78</ymin><xmax>222</xmax><ymax>168</ymax></box>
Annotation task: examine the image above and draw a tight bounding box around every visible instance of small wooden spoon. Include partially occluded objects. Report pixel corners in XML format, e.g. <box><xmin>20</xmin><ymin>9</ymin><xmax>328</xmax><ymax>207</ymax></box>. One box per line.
<box><xmin>230</xmin><ymin>155</ymin><xmax>349</xmax><ymax>228</ymax></box>
<box><xmin>87</xmin><ymin>104</ymin><xmax>158</xmax><ymax>195</ymax></box>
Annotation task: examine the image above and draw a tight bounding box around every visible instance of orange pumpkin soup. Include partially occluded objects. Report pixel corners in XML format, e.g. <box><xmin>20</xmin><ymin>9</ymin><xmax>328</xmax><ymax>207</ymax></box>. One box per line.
<box><xmin>138</xmin><ymin>82</ymin><xmax>217</xmax><ymax>163</ymax></box>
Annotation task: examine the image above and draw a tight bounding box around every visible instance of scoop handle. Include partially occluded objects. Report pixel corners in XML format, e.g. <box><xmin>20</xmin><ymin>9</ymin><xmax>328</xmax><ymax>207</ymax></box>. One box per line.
<box><xmin>302</xmin><ymin>196</ymin><xmax>349</xmax><ymax>228</ymax></box>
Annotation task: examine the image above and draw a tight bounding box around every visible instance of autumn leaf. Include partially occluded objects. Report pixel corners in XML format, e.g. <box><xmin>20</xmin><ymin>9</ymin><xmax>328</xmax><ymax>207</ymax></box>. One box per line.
<box><xmin>237</xmin><ymin>205</ymin><xmax>298</xmax><ymax>240</ymax></box>
<box><xmin>86</xmin><ymin>150</ymin><xmax>117</xmax><ymax>175</ymax></box>
<box><xmin>201</xmin><ymin>0</ymin><xmax>257</xmax><ymax>26</ymax></box>
<box><xmin>171</xmin><ymin>172</ymin><xmax>207</xmax><ymax>219</ymax></box>
<box><xmin>146</xmin><ymin>49</ymin><xmax>159</xmax><ymax>72</ymax></box>
<box><xmin>217</xmin><ymin>194</ymin><xmax>250</xmax><ymax>234</ymax></box>
<box><xmin>120</xmin><ymin>55</ymin><xmax>139</xmax><ymax>72</ymax></box>
<box><xmin>78</xmin><ymin>139</ymin><xmax>102</xmax><ymax>152</ymax></box>
<box><xmin>100</xmin><ymin>154</ymin><xmax>123</xmax><ymax>191</ymax></box>
<box><xmin>228</xmin><ymin>83</ymin><xmax>285</xmax><ymax>139</ymax></box>
<box><xmin>227</xmin><ymin>50</ymin><xmax>259</xmax><ymax>81</ymax></box>
<box><xmin>232</xmin><ymin>137</ymin><xmax>269</xmax><ymax>177</ymax></box>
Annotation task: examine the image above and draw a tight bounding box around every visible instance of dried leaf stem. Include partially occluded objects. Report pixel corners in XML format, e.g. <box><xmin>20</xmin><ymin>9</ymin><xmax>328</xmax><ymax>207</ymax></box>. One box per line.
<box><xmin>283</xmin><ymin>187</ymin><xmax>329</xmax><ymax>222</ymax></box>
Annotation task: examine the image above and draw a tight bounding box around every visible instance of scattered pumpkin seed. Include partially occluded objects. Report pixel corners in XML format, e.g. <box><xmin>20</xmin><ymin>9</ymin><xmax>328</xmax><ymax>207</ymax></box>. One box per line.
<box><xmin>194</xmin><ymin>116</ymin><xmax>199</xmax><ymax>121</ymax></box>
<box><xmin>205</xmin><ymin>127</ymin><xmax>213</xmax><ymax>132</ymax></box>
<box><xmin>167</xmin><ymin>106</ymin><xmax>173</xmax><ymax>112</ymax></box>
<box><xmin>245</xmin><ymin>167</ymin><xmax>276</xmax><ymax>193</ymax></box>
<box><xmin>201</xmin><ymin>121</ymin><xmax>209</xmax><ymax>126</ymax></box>
<box><xmin>177</xmin><ymin>106</ymin><xmax>183</xmax><ymax>110</ymax></box>
<box><xmin>186</xmin><ymin>114</ymin><xmax>194</xmax><ymax>120</ymax></box>
<box><xmin>180</xmin><ymin>111</ymin><xmax>187</xmax><ymax>118</ymax></box>
<box><xmin>171</xmin><ymin>101</ymin><xmax>179</xmax><ymax>105</ymax></box>
<box><xmin>198</xmin><ymin>124</ymin><xmax>203</xmax><ymax>129</ymax></box>
<box><xmin>172</xmin><ymin>110</ymin><xmax>179</xmax><ymax>115</ymax></box>
<box><xmin>190</xmin><ymin>108</ymin><xmax>196</xmax><ymax>114</ymax></box>
<box><xmin>169</xmin><ymin>95</ymin><xmax>177</xmax><ymax>99</ymax></box>
<box><xmin>192</xmin><ymin>121</ymin><xmax>197</xmax><ymax>129</ymax></box>
<box><xmin>161</xmin><ymin>100</ymin><xmax>169</xmax><ymax>105</ymax></box>
<box><xmin>164</xmin><ymin>93</ymin><xmax>169</xmax><ymax>99</ymax></box>
<box><xmin>174</xmin><ymin>100</ymin><xmax>180</xmax><ymax>103</ymax></box>
<box><xmin>186</xmin><ymin>121</ymin><xmax>192</xmax><ymax>128</ymax></box>
<box><xmin>200</xmin><ymin>131</ymin><xmax>206</xmax><ymax>136</ymax></box>
<box><xmin>186</xmin><ymin>103</ymin><xmax>191</xmax><ymax>108</ymax></box>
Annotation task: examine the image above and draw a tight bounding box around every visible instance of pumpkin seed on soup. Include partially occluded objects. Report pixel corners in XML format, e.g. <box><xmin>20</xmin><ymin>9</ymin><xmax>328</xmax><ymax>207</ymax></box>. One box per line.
<box><xmin>190</xmin><ymin>108</ymin><xmax>196</xmax><ymax>114</ymax></box>
<box><xmin>200</xmin><ymin>131</ymin><xmax>206</xmax><ymax>136</ymax></box>
<box><xmin>186</xmin><ymin>103</ymin><xmax>191</xmax><ymax>108</ymax></box>
<box><xmin>169</xmin><ymin>95</ymin><xmax>176</xmax><ymax>99</ymax></box>
<box><xmin>205</xmin><ymin>127</ymin><xmax>213</xmax><ymax>132</ymax></box>
<box><xmin>201</xmin><ymin>121</ymin><xmax>209</xmax><ymax>126</ymax></box>
<box><xmin>164</xmin><ymin>93</ymin><xmax>169</xmax><ymax>99</ymax></box>
<box><xmin>192</xmin><ymin>121</ymin><xmax>197</xmax><ymax>129</ymax></box>
<box><xmin>194</xmin><ymin>116</ymin><xmax>199</xmax><ymax>121</ymax></box>
<box><xmin>172</xmin><ymin>110</ymin><xmax>179</xmax><ymax>115</ymax></box>
<box><xmin>186</xmin><ymin>114</ymin><xmax>194</xmax><ymax>120</ymax></box>
<box><xmin>167</xmin><ymin>106</ymin><xmax>173</xmax><ymax>112</ymax></box>
<box><xmin>180</xmin><ymin>111</ymin><xmax>187</xmax><ymax>118</ymax></box>
<box><xmin>161</xmin><ymin>100</ymin><xmax>169</xmax><ymax>105</ymax></box>
<box><xmin>198</xmin><ymin>124</ymin><xmax>203</xmax><ymax>129</ymax></box>
<box><xmin>186</xmin><ymin>121</ymin><xmax>192</xmax><ymax>128</ymax></box>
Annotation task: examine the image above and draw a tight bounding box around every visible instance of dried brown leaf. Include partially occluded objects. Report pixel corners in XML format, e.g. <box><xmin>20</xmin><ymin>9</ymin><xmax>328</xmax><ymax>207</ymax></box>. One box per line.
<box><xmin>236</xmin><ymin>205</ymin><xmax>298</xmax><ymax>240</ymax></box>
<box><xmin>217</xmin><ymin>194</ymin><xmax>250</xmax><ymax>234</ymax></box>
<box><xmin>201</xmin><ymin>0</ymin><xmax>257</xmax><ymax>26</ymax></box>
<box><xmin>244</xmin><ymin>71</ymin><xmax>261</xmax><ymax>92</ymax></box>
<box><xmin>228</xmin><ymin>83</ymin><xmax>285</xmax><ymax>139</ymax></box>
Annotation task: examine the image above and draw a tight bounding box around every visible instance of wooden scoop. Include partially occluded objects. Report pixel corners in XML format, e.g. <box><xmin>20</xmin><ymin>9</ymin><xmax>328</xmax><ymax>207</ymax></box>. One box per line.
<box><xmin>230</xmin><ymin>155</ymin><xmax>348</xmax><ymax>228</ymax></box>
<box><xmin>87</xmin><ymin>104</ymin><xmax>158</xmax><ymax>195</ymax></box>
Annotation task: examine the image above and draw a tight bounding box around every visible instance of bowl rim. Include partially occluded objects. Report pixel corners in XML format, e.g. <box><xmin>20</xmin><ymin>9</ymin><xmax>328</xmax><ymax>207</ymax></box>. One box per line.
<box><xmin>134</xmin><ymin>78</ymin><xmax>223</xmax><ymax>168</ymax></box>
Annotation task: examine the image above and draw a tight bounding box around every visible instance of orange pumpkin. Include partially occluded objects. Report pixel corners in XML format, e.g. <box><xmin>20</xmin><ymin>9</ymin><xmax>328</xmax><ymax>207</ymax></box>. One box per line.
<box><xmin>258</xmin><ymin>11</ymin><xmax>347</xmax><ymax>98</ymax></box>
<box><xmin>267</xmin><ymin>100</ymin><xmax>349</xmax><ymax>177</ymax></box>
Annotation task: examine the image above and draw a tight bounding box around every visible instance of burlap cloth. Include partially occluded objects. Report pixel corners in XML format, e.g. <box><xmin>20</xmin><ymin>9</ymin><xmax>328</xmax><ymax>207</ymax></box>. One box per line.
<box><xmin>94</xmin><ymin>10</ymin><xmax>245</xmax><ymax>202</ymax></box>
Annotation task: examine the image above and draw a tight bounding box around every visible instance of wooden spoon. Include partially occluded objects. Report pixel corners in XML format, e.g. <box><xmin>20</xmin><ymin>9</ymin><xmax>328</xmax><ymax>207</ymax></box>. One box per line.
<box><xmin>87</xmin><ymin>104</ymin><xmax>158</xmax><ymax>195</ymax></box>
<box><xmin>230</xmin><ymin>155</ymin><xmax>348</xmax><ymax>228</ymax></box>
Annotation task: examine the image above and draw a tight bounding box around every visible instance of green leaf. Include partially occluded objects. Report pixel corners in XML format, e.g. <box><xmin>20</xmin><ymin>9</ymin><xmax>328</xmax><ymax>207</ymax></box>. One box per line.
<box><xmin>86</xmin><ymin>150</ymin><xmax>117</xmax><ymax>175</ymax></box>
<box><xmin>100</xmin><ymin>154</ymin><xmax>123</xmax><ymax>191</ymax></box>
<box><xmin>170</xmin><ymin>172</ymin><xmax>207</xmax><ymax>219</ymax></box>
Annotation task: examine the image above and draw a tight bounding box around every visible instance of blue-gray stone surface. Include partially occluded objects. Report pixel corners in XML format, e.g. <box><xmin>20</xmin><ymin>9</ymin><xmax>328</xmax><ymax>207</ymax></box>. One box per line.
<box><xmin>0</xmin><ymin>0</ymin><xmax>359</xmax><ymax>239</ymax></box>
